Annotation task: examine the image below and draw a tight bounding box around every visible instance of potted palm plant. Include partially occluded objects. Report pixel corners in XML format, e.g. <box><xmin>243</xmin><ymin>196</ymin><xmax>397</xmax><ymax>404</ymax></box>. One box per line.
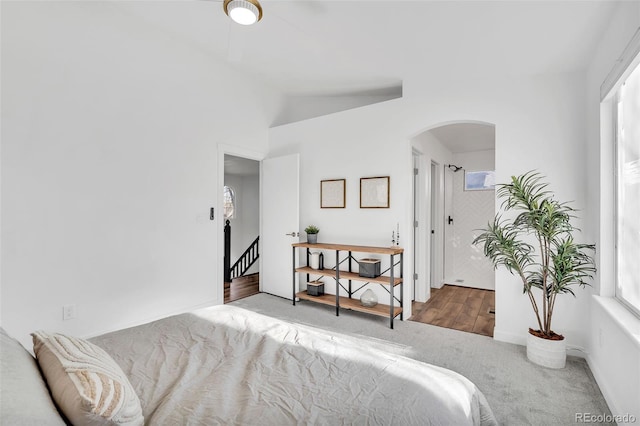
<box><xmin>304</xmin><ymin>225</ymin><xmax>320</xmax><ymax>244</ymax></box>
<box><xmin>473</xmin><ymin>171</ymin><xmax>596</xmax><ymax>368</ymax></box>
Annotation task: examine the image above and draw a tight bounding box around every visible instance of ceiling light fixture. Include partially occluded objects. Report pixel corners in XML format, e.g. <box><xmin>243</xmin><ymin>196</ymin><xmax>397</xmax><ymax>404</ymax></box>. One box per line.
<box><xmin>224</xmin><ymin>0</ymin><xmax>263</xmax><ymax>26</ymax></box>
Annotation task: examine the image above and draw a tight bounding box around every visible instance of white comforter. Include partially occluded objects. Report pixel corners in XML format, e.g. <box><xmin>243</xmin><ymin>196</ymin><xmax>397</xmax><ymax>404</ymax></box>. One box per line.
<box><xmin>90</xmin><ymin>305</ymin><xmax>497</xmax><ymax>425</ymax></box>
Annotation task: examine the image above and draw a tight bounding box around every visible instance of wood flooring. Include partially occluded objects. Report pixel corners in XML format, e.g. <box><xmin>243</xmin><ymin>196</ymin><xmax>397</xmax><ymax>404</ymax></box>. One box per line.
<box><xmin>410</xmin><ymin>285</ymin><xmax>495</xmax><ymax>337</ymax></box>
<box><xmin>224</xmin><ymin>273</ymin><xmax>260</xmax><ymax>304</ymax></box>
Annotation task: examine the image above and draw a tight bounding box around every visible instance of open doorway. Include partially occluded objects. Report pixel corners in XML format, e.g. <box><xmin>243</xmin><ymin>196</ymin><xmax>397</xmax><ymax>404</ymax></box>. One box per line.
<box><xmin>409</xmin><ymin>122</ymin><xmax>496</xmax><ymax>337</ymax></box>
<box><xmin>223</xmin><ymin>154</ymin><xmax>261</xmax><ymax>303</ymax></box>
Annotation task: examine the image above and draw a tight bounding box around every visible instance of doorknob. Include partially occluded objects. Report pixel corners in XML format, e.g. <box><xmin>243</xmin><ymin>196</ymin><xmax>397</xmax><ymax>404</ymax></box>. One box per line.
<box><xmin>285</xmin><ymin>232</ymin><xmax>299</xmax><ymax>237</ymax></box>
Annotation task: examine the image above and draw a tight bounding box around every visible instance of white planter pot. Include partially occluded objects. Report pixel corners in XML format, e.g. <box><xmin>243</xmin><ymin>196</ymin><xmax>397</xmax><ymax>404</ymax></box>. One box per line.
<box><xmin>526</xmin><ymin>332</ymin><xmax>566</xmax><ymax>369</ymax></box>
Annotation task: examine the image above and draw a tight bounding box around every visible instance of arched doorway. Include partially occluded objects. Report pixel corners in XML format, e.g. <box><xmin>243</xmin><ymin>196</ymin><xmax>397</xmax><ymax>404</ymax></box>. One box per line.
<box><xmin>410</xmin><ymin>121</ymin><xmax>496</xmax><ymax>337</ymax></box>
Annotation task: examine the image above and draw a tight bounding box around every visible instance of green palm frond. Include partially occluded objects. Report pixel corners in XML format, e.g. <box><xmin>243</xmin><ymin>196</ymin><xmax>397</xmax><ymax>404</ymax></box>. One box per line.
<box><xmin>473</xmin><ymin>216</ymin><xmax>534</xmax><ymax>276</ymax></box>
<box><xmin>551</xmin><ymin>237</ymin><xmax>596</xmax><ymax>293</ymax></box>
<box><xmin>498</xmin><ymin>171</ymin><xmax>551</xmax><ymax>212</ymax></box>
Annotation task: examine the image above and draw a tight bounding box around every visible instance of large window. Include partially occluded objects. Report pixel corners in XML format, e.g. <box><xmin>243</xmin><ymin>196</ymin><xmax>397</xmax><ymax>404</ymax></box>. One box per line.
<box><xmin>615</xmin><ymin>58</ymin><xmax>640</xmax><ymax>316</ymax></box>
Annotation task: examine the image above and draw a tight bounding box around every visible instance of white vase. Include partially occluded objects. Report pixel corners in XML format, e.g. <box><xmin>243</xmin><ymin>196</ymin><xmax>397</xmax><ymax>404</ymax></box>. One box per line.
<box><xmin>360</xmin><ymin>289</ymin><xmax>378</xmax><ymax>307</ymax></box>
<box><xmin>526</xmin><ymin>331</ymin><xmax>566</xmax><ymax>369</ymax></box>
<box><xmin>310</xmin><ymin>252</ymin><xmax>320</xmax><ymax>269</ymax></box>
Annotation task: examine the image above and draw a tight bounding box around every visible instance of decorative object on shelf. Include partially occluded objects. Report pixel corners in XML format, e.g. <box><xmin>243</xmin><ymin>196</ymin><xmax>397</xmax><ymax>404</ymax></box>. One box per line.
<box><xmin>319</xmin><ymin>252</ymin><xmax>324</xmax><ymax>270</ymax></box>
<box><xmin>360</xmin><ymin>289</ymin><xmax>378</xmax><ymax>307</ymax></box>
<box><xmin>360</xmin><ymin>176</ymin><xmax>390</xmax><ymax>208</ymax></box>
<box><xmin>473</xmin><ymin>171</ymin><xmax>596</xmax><ymax>369</ymax></box>
<box><xmin>307</xmin><ymin>280</ymin><xmax>324</xmax><ymax>296</ymax></box>
<box><xmin>321</xmin><ymin>179</ymin><xmax>346</xmax><ymax>208</ymax></box>
<box><xmin>396</xmin><ymin>223</ymin><xmax>400</xmax><ymax>246</ymax></box>
<box><xmin>310</xmin><ymin>252</ymin><xmax>321</xmax><ymax>270</ymax></box>
<box><xmin>391</xmin><ymin>231</ymin><xmax>395</xmax><ymax>246</ymax></box>
<box><xmin>358</xmin><ymin>258</ymin><xmax>381</xmax><ymax>278</ymax></box>
<box><xmin>304</xmin><ymin>225</ymin><xmax>319</xmax><ymax>244</ymax></box>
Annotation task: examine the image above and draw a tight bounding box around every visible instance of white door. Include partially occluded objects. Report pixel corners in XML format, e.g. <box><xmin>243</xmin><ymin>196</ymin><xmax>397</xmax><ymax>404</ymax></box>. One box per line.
<box><xmin>261</xmin><ymin>153</ymin><xmax>300</xmax><ymax>299</ymax></box>
<box><xmin>412</xmin><ymin>152</ymin><xmax>419</xmax><ymax>301</ymax></box>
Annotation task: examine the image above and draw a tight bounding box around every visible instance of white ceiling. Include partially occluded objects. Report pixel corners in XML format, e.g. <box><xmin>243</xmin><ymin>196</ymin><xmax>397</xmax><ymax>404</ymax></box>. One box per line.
<box><xmin>113</xmin><ymin>0</ymin><xmax>617</xmax><ymax>97</ymax></box>
<box><xmin>429</xmin><ymin>123</ymin><xmax>495</xmax><ymax>153</ymax></box>
<box><xmin>225</xmin><ymin>154</ymin><xmax>260</xmax><ymax>176</ymax></box>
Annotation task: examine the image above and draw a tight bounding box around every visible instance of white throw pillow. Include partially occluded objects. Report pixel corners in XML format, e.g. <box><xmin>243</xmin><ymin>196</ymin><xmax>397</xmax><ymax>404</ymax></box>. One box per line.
<box><xmin>32</xmin><ymin>331</ymin><xmax>144</xmax><ymax>426</ymax></box>
<box><xmin>0</xmin><ymin>328</ymin><xmax>66</xmax><ymax>425</ymax></box>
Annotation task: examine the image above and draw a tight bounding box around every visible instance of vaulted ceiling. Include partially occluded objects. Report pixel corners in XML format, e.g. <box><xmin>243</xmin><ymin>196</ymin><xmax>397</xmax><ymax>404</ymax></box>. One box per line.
<box><xmin>113</xmin><ymin>0</ymin><xmax>617</xmax><ymax>97</ymax></box>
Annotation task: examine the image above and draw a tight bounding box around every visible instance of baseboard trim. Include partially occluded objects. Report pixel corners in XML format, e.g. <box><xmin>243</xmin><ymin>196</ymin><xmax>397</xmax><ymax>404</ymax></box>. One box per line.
<box><xmin>586</xmin><ymin>354</ymin><xmax>621</xmax><ymax>416</ymax></box>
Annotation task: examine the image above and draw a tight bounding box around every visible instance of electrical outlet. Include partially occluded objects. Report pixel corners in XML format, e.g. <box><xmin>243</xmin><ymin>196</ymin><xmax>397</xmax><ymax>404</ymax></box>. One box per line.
<box><xmin>63</xmin><ymin>304</ymin><xmax>77</xmax><ymax>321</ymax></box>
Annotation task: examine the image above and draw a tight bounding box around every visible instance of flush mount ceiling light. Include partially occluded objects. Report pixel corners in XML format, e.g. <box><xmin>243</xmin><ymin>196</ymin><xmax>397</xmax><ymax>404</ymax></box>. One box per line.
<box><xmin>224</xmin><ymin>0</ymin><xmax>263</xmax><ymax>26</ymax></box>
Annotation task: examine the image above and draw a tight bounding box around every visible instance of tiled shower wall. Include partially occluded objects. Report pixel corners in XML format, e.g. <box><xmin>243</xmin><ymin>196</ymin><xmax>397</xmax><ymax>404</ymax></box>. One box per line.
<box><xmin>444</xmin><ymin>150</ymin><xmax>495</xmax><ymax>290</ymax></box>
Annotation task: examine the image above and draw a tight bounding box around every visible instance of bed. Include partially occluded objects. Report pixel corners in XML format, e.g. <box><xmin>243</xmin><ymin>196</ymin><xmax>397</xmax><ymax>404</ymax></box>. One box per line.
<box><xmin>2</xmin><ymin>305</ymin><xmax>497</xmax><ymax>425</ymax></box>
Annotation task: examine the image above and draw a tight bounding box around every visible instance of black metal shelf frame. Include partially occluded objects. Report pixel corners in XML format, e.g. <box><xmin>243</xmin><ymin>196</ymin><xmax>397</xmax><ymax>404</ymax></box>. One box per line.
<box><xmin>292</xmin><ymin>246</ymin><xmax>404</xmax><ymax>328</ymax></box>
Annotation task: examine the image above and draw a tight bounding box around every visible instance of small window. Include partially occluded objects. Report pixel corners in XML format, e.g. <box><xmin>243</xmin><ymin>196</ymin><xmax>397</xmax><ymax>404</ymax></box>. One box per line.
<box><xmin>464</xmin><ymin>170</ymin><xmax>495</xmax><ymax>191</ymax></box>
<box><xmin>223</xmin><ymin>186</ymin><xmax>235</xmax><ymax>220</ymax></box>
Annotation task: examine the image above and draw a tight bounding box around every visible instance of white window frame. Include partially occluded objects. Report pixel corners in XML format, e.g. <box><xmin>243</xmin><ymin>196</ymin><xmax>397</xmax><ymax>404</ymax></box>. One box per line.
<box><xmin>602</xmin><ymin>27</ymin><xmax>640</xmax><ymax>318</ymax></box>
<box><xmin>614</xmin><ymin>61</ymin><xmax>640</xmax><ymax>318</ymax></box>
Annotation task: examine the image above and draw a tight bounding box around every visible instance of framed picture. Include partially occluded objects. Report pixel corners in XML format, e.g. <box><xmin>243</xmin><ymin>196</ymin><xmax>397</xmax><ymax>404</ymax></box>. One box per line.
<box><xmin>320</xmin><ymin>179</ymin><xmax>346</xmax><ymax>208</ymax></box>
<box><xmin>360</xmin><ymin>176</ymin><xmax>390</xmax><ymax>208</ymax></box>
<box><xmin>464</xmin><ymin>170</ymin><xmax>495</xmax><ymax>191</ymax></box>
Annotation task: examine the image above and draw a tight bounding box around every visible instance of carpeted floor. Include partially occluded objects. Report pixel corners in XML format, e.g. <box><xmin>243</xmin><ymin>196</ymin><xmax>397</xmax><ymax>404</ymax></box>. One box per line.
<box><xmin>231</xmin><ymin>293</ymin><xmax>613</xmax><ymax>426</ymax></box>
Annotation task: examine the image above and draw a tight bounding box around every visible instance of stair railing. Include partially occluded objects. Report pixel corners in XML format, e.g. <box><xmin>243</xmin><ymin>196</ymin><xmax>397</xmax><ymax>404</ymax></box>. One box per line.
<box><xmin>230</xmin><ymin>236</ymin><xmax>260</xmax><ymax>280</ymax></box>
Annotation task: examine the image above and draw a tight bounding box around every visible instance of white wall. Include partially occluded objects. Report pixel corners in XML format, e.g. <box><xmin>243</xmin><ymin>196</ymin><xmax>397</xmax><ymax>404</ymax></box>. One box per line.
<box><xmin>269</xmin><ymin>98</ymin><xmax>409</xmax><ymax>306</ymax></box>
<box><xmin>224</xmin><ymin>174</ymin><xmax>260</xmax><ymax>276</ymax></box>
<box><xmin>270</xmin><ymin>70</ymin><xmax>592</xmax><ymax>337</ymax></box>
<box><xmin>584</xmin><ymin>1</ymin><xmax>640</xmax><ymax>419</ymax></box>
<box><xmin>445</xmin><ymin>150</ymin><xmax>495</xmax><ymax>290</ymax></box>
<box><xmin>1</xmin><ymin>2</ymin><xmax>279</xmax><ymax>348</ymax></box>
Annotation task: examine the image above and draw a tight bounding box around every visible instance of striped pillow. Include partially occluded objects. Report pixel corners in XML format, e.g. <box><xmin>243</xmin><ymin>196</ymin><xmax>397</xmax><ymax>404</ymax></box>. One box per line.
<box><xmin>32</xmin><ymin>331</ymin><xmax>143</xmax><ymax>426</ymax></box>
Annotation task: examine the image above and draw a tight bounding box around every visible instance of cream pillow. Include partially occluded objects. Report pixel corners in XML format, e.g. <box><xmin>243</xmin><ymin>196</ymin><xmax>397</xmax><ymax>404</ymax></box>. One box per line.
<box><xmin>32</xmin><ymin>331</ymin><xmax>144</xmax><ymax>426</ymax></box>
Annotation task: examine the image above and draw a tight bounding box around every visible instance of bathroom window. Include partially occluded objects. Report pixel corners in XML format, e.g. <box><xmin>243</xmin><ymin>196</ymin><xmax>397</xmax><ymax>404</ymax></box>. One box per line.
<box><xmin>464</xmin><ymin>170</ymin><xmax>495</xmax><ymax>191</ymax></box>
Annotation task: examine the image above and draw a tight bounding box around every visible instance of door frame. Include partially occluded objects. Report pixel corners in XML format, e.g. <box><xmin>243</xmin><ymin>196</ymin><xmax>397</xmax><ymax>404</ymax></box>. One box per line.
<box><xmin>430</xmin><ymin>161</ymin><xmax>444</xmax><ymax>289</ymax></box>
<box><xmin>411</xmin><ymin>148</ymin><xmax>429</xmax><ymax>303</ymax></box>
<box><xmin>217</xmin><ymin>144</ymin><xmax>265</xmax><ymax>303</ymax></box>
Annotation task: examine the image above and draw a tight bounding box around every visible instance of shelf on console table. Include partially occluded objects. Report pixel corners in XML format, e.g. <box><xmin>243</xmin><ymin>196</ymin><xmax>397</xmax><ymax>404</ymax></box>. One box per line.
<box><xmin>296</xmin><ymin>291</ymin><xmax>403</xmax><ymax>318</ymax></box>
<box><xmin>292</xmin><ymin>242</ymin><xmax>404</xmax><ymax>255</ymax></box>
<box><xmin>295</xmin><ymin>266</ymin><xmax>403</xmax><ymax>286</ymax></box>
<box><xmin>292</xmin><ymin>242</ymin><xmax>404</xmax><ymax>328</ymax></box>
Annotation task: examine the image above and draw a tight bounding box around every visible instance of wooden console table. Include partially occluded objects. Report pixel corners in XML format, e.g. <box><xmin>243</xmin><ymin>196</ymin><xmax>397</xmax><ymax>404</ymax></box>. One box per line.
<box><xmin>292</xmin><ymin>242</ymin><xmax>404</xmax><ymax>328</ymax></box>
